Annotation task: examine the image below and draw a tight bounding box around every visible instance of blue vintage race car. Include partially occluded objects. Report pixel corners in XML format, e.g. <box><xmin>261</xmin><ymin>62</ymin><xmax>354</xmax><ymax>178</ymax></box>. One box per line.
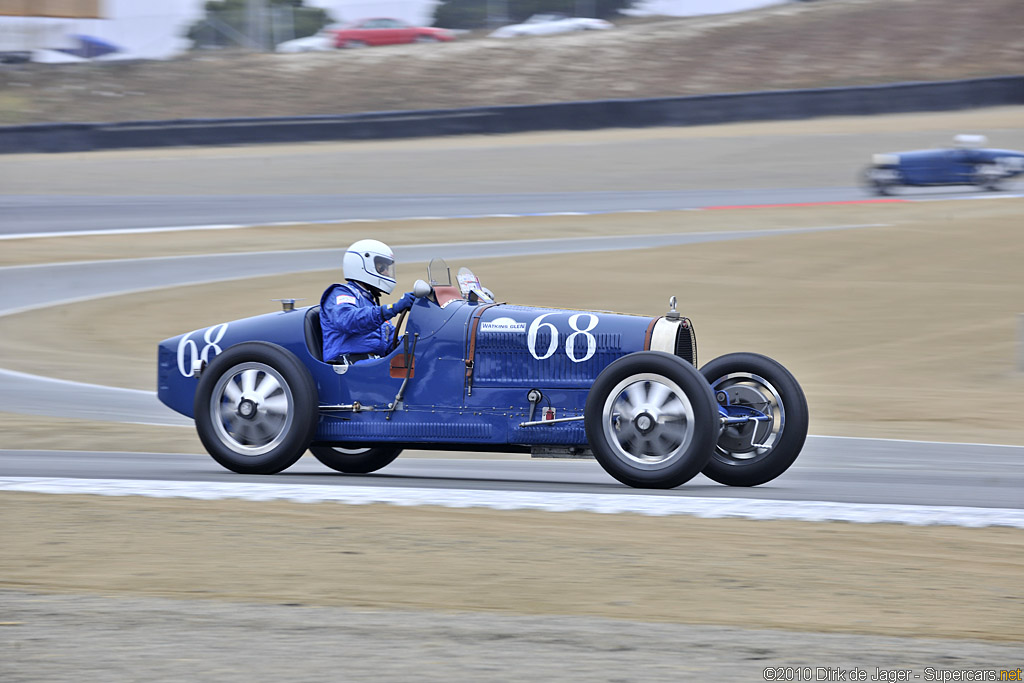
<box><xmin>863</xmin><ymin>135</ymin><xmax>1024</xmax><ymax>195</ymax></box>
<box><xmin>157</xmin><ymin>259</ymin><xmax>808</xmax><ymax>489</ymax></box>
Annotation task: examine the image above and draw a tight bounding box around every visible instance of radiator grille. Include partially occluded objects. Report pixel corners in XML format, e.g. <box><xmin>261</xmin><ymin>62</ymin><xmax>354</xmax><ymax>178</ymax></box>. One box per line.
<box><xmin>675</xmin><ymin>319</ymin><xmax>697</xmax><ymax>367</ymax></box>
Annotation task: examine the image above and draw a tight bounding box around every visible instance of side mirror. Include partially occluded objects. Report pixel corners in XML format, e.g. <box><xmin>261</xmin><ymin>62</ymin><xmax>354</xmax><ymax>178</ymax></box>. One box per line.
<box><xmin>413</xmin><ymin>279</ymin><xmax>433</xmax><ymax>298</ymax></box>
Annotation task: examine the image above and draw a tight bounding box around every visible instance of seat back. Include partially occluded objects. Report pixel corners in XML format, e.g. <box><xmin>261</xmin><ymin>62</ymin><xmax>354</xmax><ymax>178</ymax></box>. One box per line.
<box><xmin>304</xmin><ymin>305</ymin><xmax>324</xmax><ymax>362</ymax></box>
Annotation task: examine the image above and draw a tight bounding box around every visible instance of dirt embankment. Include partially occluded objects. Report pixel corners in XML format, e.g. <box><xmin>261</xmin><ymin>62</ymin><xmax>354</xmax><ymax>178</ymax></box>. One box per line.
<box><xmin>1</xmin><ymin>0</ymin><xmax>1022</xmax><ymax>124</ymax></box>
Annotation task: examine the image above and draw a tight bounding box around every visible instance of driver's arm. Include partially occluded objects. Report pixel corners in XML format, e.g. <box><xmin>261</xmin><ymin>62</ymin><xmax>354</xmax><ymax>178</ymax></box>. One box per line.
<box><xmin>322</xmin><ymin>291</ymin><xmax>386</xmax><ymax>335</ymax></box>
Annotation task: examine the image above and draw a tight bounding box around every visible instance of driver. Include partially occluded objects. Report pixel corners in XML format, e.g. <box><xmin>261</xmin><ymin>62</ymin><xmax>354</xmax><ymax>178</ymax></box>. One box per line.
<box><xmin>320</xmin><ymin>239</ymin><xmax>415</xmax><ymax>364</ymax></box>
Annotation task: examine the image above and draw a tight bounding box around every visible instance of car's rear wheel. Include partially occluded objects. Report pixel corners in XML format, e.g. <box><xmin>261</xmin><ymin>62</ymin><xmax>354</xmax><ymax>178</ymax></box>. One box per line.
<box><xmin>310</xmin><ymin>444</ymin><xmax>403</xmax><ymax>474</ymax></box>
<box><xmin>194</xmin><ymin>342</ymin><xmax>318</xmax><ymax>475</ymax></box>
<box><xmin>699</xmin><ymin>353</ymin><xmax>808</xmax><ymax>487</ymax></box>
<box><xmin>585</xmin><ymin>351</ymin><xmax>718</xmax><ymax>489</ymax></box>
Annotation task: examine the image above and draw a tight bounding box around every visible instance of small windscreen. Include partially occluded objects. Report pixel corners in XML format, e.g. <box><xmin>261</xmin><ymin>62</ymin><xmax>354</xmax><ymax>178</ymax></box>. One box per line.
<box><xmin>428</xmin><ymin>257</ymin><xmax>451</xmax><ymax>286</ymax></box>
<box><xmin>457</xmin><ymin>267</ymin><xmax>493</xmax><ymax>303</ymax></box>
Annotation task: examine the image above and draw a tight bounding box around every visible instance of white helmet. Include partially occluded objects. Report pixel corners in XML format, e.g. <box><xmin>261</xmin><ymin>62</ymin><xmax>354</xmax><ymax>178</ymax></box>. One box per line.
<box><xmin>343</xmin><ymin>239</ymin><xmax>396</xmax><ymax>294</ymax></box>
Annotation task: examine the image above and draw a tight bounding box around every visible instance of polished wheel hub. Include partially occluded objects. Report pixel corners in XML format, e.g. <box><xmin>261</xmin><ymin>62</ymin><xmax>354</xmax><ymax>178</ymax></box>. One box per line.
<box><xmin>634</xmin><ymin>413</ymin><xmax>655</xmax><ymax>434</ymax></box>
<box><xmin>719</xmin><ymin>384</ymin><xmax>771</xmax><ymax>453</ymax></box>
<box><xmin>602</xmin><ymin>373</ymin><xmax>696</xmax><ymax>469</ymax></box>
<box><xmin>712</xmin><ymin>372</ymin><xmax>784</xmax><ymax>462</ymax></box>
<box><xmin>237</xmin><ymin>398</ymin><xmax>257</xmax><ymax>419</ymax></box>
<box><xmin>210</xmin><ymin>362</ymin><xmax>295</xmax><ymax>456</ymax></box>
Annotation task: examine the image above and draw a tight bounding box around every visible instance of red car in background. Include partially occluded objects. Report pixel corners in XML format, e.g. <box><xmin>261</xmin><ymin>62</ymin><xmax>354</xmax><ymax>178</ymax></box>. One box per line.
<box><xmin>330</xmin><ymin>18</ymin><xmax>455</xmax><ymax>48</ymax></box>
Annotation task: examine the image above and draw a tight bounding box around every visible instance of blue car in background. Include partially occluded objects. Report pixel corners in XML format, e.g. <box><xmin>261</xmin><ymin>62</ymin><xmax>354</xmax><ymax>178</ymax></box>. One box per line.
<box><xmin>863</xmin><ymin>135</ymin><xmax>1024</xmax><ymax>194</ymax></box>
<box><xmin>157</xmin><ymin>259</ymin><xmax>808</xmax><ymax>489</ymax></box>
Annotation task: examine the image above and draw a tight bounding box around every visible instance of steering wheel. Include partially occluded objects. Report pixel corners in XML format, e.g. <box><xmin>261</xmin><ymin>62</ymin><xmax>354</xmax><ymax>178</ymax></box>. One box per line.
<box><xmin>388</xmin><ymin>309</ymin><xmax>409</xmax><ymax>354</ymax></box>
<box><xmin>388</xmin><ymin>282</ymin><xmax>433</xmax><ymax>354</ymax></box>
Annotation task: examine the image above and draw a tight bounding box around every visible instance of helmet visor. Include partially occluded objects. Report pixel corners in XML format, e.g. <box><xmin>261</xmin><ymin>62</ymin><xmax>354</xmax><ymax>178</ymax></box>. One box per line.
<box><xmin>372</xmin><ymin>255</ymin><xmax>395</xmax><ymax>279</ymax></box>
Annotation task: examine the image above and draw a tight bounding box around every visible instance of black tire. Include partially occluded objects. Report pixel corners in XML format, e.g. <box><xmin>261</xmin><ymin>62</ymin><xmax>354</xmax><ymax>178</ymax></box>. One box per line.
<box><xmin>310</xmin><ymin>444</ymin><xmax>403</xmax><ymax>474</ymax></box>
<box><xmin>699</xmin><ymin>352</ymin><xmax>808</xmax><ymax>487</ymax></box>
<box><xmin>194</xmin><ymin>341</ymin><xmax>319</xmax><ymax>475</ymax></box>
<box><xmin>585</xmin><ymin>351</ymin><xmax>718</xmax><ymax>489</ymax></box>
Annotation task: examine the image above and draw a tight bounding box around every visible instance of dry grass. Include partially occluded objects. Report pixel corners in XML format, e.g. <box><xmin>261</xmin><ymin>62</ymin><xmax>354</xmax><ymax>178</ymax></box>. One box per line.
<box><xmin>1</xmin><ymin>0</ymin><xmax>1021</xmax><ymax>124</ymax></box>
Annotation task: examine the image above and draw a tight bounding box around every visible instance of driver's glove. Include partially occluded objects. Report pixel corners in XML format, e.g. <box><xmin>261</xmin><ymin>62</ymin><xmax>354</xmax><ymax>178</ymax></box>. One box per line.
<box><xmin>381</xmin><ymin>291</ymin><xmax>416</xmax><ymax>320</ymax></box>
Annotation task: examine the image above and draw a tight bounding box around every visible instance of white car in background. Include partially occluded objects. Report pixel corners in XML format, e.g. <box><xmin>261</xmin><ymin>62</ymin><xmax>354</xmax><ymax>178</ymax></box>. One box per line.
<box><xmin>489</xmin><ymin>13</ymin><xmax>614</xmax><ymax>38</ymax></box>
<box><xmin>275</xmin><ymin>24</ymin><xmax>344</xmax><ymax>53</ymax></box>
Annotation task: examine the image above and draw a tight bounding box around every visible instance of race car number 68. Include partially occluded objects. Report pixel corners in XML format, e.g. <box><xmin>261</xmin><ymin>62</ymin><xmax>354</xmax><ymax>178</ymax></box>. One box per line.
<box><xmin>177</xmin><ymin>323</ymin><xmax>229</xmax><ymax>377</ymax></box>
<box><xmin>527</xmin><ymin>313</ymin><xmax>598</xmax><ymax>363</ymax></box>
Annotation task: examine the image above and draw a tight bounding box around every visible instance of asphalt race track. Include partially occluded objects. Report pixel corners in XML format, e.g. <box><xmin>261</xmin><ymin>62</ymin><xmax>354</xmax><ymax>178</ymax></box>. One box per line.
<box><xmin>1</xmin><ymin>187</ymin><xmax>1014</xmax><ymax>235</ymax></box>
<box><xmin>2</xmin><ymin>437</ymin><xmax>1023</xmax><ymax>511</ymax></box>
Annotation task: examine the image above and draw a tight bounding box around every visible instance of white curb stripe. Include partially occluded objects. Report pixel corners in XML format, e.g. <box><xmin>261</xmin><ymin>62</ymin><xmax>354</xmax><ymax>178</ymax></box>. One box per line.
<box><xmin>0</xmin><ymin>223</ymin><xmax>247</xmax><ymax>240</ymax></box>
<box><xmin>1</xmin><ymin>478</ymin><xmax>1020</xmax><ymax>527</ymax></box>
<box><xmin>0</xmin><ymin>367</ymin><xmax>153</xmax><ymax>393</ymax></box>
<box><xmin>809</xmin><ymin>434</ymin><xmax>1024</xmax><ymax>449</ymax></box>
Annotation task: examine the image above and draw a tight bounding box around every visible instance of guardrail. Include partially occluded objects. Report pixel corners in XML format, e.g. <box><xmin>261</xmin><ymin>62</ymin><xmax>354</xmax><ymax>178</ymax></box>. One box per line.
<box><xmin>1</xmin><ymin>75</ymin><xmax>1021</xmax><ymax>154</ymax></box>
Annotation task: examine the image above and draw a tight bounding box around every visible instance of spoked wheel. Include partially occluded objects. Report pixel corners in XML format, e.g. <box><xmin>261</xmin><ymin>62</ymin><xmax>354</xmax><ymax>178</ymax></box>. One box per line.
<box><xmin>310</xmin><ymin>444</ymin><xmax>403</xmax><ymax>474</ymax></box>
<box><xmin>194</xmin><ymin>342</ymin><xmax>318</xmax><ymax>475</ymax></box>
<box><xmin>700</xmin><ymin>352</ymin><xmax>808</xmax><ymax>487</ymax></box>
<box><xmin>585</xmin><ymin>352</ymin><xmax>718</xmax><ymax>489</ymax></box>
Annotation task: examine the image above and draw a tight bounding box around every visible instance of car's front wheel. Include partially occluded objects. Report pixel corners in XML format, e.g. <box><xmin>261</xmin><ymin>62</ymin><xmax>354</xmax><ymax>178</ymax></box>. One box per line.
<box><xmin>585</xmin><ymin>351</ymin><xmax>718</xmax><ymax>489</ymax></box>
<box><xmin>862</xmin><ymin>166</ymin><xmax>898</xmax><ymax>195</ymax></box>
<box><xmin>973</xmin><ymin>163</ymin><xmax>1004</xmax><ymax>191</ymax></box>
<box><xmin>194</xmin><ymin>342</ymin><xmax>318</xmax><ymax>475</ymax></box>
<box><xmin>309</xmin><ymin>444</ymin><xmax>403</xmax><ymax>474</ymax></box>
<box><xmin>699</xmin><ymin>353</ymin><xmax>808</xmax><ymax>487</ymax></box>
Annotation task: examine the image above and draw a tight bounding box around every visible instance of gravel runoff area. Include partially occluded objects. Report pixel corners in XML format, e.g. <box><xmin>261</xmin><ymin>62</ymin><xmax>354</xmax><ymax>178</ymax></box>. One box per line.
<box><xmin>3</xmin><ymin>591</ymin><xmax>1023</xmax><ymax>683</ymax></box>
<box><xmin>0</xmin><ymin>0</ymin><xmax>1021</xmax><ymax>124</ymax></box>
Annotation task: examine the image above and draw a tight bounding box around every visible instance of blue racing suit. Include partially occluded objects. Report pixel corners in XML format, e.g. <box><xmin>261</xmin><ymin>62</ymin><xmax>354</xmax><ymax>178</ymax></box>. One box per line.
<box><xmin>320</xmin><ymin>282</ymin><xmax>395</xmax><ymax>362</ymax></box>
